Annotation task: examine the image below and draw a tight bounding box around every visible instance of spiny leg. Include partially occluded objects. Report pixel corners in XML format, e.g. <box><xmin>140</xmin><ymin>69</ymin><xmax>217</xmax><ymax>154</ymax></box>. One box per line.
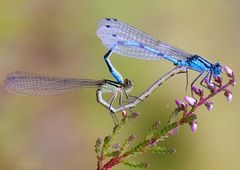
<box><xmin>127</xmin><ymin>95</ymin><xmax>143</xmax><ymax>103</ymax></box>
<box><xmin>191</xmin><ymin>72</ymin><xmax>203</xmax><ymax>97</ymax></box>
<box><xmin>123</xmin><ymin>88</ymin><xmax>130</xmax><ymax>100</ymax></box>
<box><xmin>209</xmin><ymin>72</ymin><xmax>212</xmax><ymax>83</ymax></box>
<box><xmin>124</xmin><ymin>88</ymin><xmax>141</xmax><ymax>102</ymax></box>
<box><xmin>185</xmin><ymin>69</ymin><xmax>189</xmax><ymax>91</ymax></box>
<box><xmin>108</xmin><ymin>92</ymin><xmax>118</xmax><ymax>109</ymax></box>
<box><xmin>105</xmin><ymin>92</ymin><xmax>118</xmax><ymax>112</ymax></box>
<box><xmin>123</xmin><ymin>86</ymin><xmax>144</xmax><ymax>103</ymax></box>
<box><xmin>108</xmin><ymin>93</ymin><xmax>119</xmax><ymax>125</ymax></box>
<box><xmin>200</xmin><ymin>72</ymin><xmax>210</xmax><ymax>89</ymax></box>
<box><xmin>207</xmin><ymin>72</ymin><xmax>220</xmax><ymax>88</ymax></box>
<box><xmin>106</xmin><ymin>93</ymin><xmax>117</xmax><ymax>104</ymax></box>
<box><xmin>119</xmin><ymin>90</ymin><xmax>123</xmax><ymax>107</ymax></box>
<box><xmin>96</xmin><ymin>89</ymin><xmax>119</xmax><ymax>125</ymax></box>
<box><xmin>118</xmin><ymin>89</ymin><xmax>140</xmax><ymax>108</ymax></box>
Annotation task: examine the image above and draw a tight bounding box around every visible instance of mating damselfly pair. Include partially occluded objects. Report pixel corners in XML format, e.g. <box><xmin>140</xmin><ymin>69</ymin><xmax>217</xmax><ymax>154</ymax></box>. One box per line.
<box><xmin>4</xmin><ymin>18</ymin><xmax>223</xmax><ymax>124</ymax></box>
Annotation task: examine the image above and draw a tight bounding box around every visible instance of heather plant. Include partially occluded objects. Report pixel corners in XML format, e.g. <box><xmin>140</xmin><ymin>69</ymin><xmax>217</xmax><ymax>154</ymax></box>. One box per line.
<box><xmin>95</xmin><ymin>66</ymin><xmax>236</xmax><ymax>170</ymax></box>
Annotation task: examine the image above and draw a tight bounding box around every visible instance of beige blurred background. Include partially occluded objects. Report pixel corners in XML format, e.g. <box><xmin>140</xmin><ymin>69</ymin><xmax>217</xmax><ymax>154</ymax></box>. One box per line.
<box><xmin>0</xmin><ymin>0</ymin><xmax>239</xmax><ymax>170</ymax></box>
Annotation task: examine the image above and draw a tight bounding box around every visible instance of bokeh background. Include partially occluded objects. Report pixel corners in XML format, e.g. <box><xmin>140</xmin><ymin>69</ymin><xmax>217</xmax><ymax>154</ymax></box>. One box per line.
<box><xmin>0</xmin><ymin>0</ymin><xmax>239</xmax><ymax>170</ymax></box>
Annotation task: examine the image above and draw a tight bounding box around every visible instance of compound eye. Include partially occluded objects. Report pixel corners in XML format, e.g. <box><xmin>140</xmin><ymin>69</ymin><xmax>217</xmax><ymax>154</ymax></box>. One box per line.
<box><xmin>124</xmin><ymin>79</ymin><xmax>133</xmax><ymax>87</ymax></box>
<box><xmin>215</xmin><ymin>62</ymin><xmax>222</xmax><ymax>68</ymax></box>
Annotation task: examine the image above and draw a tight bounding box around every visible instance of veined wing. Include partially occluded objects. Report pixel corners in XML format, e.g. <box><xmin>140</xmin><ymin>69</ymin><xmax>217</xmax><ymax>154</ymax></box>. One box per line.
<box><xmin>4</xmin><ymin>71</ymin><xmax>101</xmax><ymax>96</ymax></box>
<box><xmin>97</xmin><ymin>18</ymin><xmax>192</xmax><ymax>61</ymax></box>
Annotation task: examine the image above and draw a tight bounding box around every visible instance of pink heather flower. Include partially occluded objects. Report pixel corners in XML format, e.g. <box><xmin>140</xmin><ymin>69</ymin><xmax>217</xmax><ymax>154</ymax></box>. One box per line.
<box><xmin>192</xmin><ymin>85</ymin><xmax>203</xmax><ymax>96</ymax></box>
<box><xmin>149</xmin><ymin>138</ymin><xmax>157</xmax><ymax>146</ymax></box>
<box><xmin>224</xmin><ymin>91</ymin><xmax>233</xmax><ymax>102</ymax></box>
<box><xmin>112</xmin><ymin>144</ymin><xmax>120</xmax><ymax>149</ymax></box>
<box><xmin>132</xmin><ymin>111</ymin><xmax>140</xmax><ymax>118</ymax></box>
<box><xmin>204</xmin><ymin>101</ymin><xmax>213</xmax><ymax>111</ymax></box>
<box><xmin>122</xmin><ymin>111</ymin><xmax>128</xmax><ymax>118</ymax></box>
<box><xmin>128</xmin><ymin>134</ymin><xmax>136</xmax><ymax>142</ymax></box>
<box><xmin>184</xmin><ymin>96</ymin><xmax>197</xmax><ymax>106</ymax></box>
<box><xmin>167</xmin><ymin>126</ymin><xmax>180</xmax><ymax>136</ymax></box>
<box><xmin>204</xmin><ymin>78</ymin><xmax>215</xmax><ymax>90</ymax></box>
<box><xmin>152</xmin><ymin>121</ymin><xmax>161</xmax><ymax>130</ymax></box>
<box><xmin>224</xmin><ymin>66</ymin><xmax>233</xmax><ymax>77</ymax></box>
<box><xmin>232</xmin><ymin>80</ymin><xmax>236</xmax><ymax>86</ymax></box>
<box><xmin>190</xmin><ymin>120</ymin><xmax>198</xmax><ymax>133</ymax></box>
<box><xmin>175</xmin><ymin>99</ymin><xmax>187</xmax><ymax>110</ymax></box>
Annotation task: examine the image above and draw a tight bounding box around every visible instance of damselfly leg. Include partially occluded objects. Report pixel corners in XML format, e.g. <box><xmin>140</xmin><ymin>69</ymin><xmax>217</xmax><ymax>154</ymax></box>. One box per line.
<box><xmin>96</xmin><ymin>79</ymin><xmax>134</xmax><ymax>125</ymax></box>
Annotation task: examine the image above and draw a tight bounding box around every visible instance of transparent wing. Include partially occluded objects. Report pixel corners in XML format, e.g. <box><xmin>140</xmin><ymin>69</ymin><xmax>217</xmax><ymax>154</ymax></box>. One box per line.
<box><xmin>97</xmin><ymin>18</ymin><xmax>192</xmax><ymax>61</ymax></box>
<box><xmin>4</xmin><ymin>71</ymin><xmax>101</xmax><ymax>96</ymax></box>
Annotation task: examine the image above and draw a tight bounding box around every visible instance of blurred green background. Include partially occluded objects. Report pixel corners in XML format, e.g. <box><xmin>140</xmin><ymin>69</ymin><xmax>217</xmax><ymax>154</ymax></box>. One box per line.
<box><xmin>0</xmin><ymin>0</ymin><xmax>239</xmax><ymax>170</ymax></box>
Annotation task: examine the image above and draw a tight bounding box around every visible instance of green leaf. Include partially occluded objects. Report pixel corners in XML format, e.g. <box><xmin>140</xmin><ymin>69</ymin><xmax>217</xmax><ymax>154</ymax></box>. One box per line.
<box><xmin>118</xmin><ymin>134</ymin><xmax>136</xmax><ymax>156</ymax></box>
<box><xmin>107</xmin><ymin>117</ymin><xmax>128</xmax><ymax>151</ymax></box>
<box><xmin>121</xmin><ymin>160</ymin><xmax>149</xmax><ymax>168</ymax></box>
<box><xmin>105</xmin><ymin>151</ymin><xmax>120</xmax><ymax>157</ymax></box>
<box><xmin>95</xmin><ymin>138</ymin><xmax>101</xmax><ymax>158</ymax></box>
<box><xmin>145</xmin><ymin>129</ymin><xmax>154</xmax><ymax>140</ymax></box>
<box><xmin>145</xmin><ymin>121</ymin><xmax>161</xmax><ymax>140</ymax></box>
<box><xmin>130</xmin><ymin>140</ymin><xmax>148</xmax><ymax>155</ymax></box>
<box><xmin>100</xmin><ymin>116</ymin><xmax>131</xmax><ymax>157</ymax></box>
<box><xmin>157</xmin><ymin>122</ymin><xmax>179</xmax><ymax>139</ymax></box>
<box><xmin>112</xmin><ymin>118</ymin><xmax>126</xmax><ymax>139</ymax></box>
<box><xmin>151</xmin><ymin>146</ymin><xmax>176</xmax><ymax>154</ymax></box>
<box><xmin>168</xmin><ymin>108</ymin><xmax>181</xmax><ymax>124</ymax></box>
<box><xmin>101</xmin><ymin>135</ymin><xmax>112</xmax><ymax>156</ymax></box>
<box><xmin>184</xmin><ymin>114</ymin><xmax>197</xmax><ymax>123</ymax></box>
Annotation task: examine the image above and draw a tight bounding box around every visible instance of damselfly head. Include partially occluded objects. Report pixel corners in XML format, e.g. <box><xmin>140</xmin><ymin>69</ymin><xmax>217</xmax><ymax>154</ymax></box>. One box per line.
<box><xmin>123</xmin><ymin>79</ymin><xmax>133</xmax><ymax>90</ymax></box>
<box><xmin>213</xmin><ymin>62</ymin><xmax>222</xmax><ymax>77</ymax></box>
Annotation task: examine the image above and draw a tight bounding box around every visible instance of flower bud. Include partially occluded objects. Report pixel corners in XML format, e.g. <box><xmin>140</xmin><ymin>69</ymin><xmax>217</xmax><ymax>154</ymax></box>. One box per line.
<box><xmin>224</xmin><ymin>66</ymin><xmax>233</xmax><ymax>77</ymax></box>
<box><xmin>204</xmin><ymin>78</ymin><xmax>216</xmax><ymax>91</ymax></box>
<box><xmin>224</xmin><ymin>90</ymin><xmax>233</xmax><ymax>102</ymax></box>
<box><xmin>149</xmin><ymin>138</ymin><xmax>157</xmax><ymax>146</ymax></box>
<box><xmin>128</xmin><ymin>134</ymin><xmax>136</xmax><ymax>142</ymax></box>
<box><xmin>96</xmin><ymin>138</ymin><xmax>101</xmax><ymax>146</ymax></box>
<box><xmin>204</xmin><ymin>101</ymin><xmax>213</xmax><ymax>111</ymax></box>
<box><xmin>112</xmin><ymin>143</ymin><xmax>120</xmax><ymax>149</ymax></box>
<box><xmin>232</xmin><ymin>80</ymin><xmax>236</xmax><ymax>86</ymax></box>
<box><xmin>122</xmin><ymin>111</ymin><xmax>128</xmax><ymax>118</ymax></box>
<box><xmin>167</xmin><ymin>126</ymin><xmax>180</xmax><ymax>136</ymax></box>
<box><xmin>132</xmin><ymin>111</ymin><xmax>140</xmax><ymax>118</ymax></box>
<box><xmin>190</xmin><ymin>120</ymin><xmax>198</xmax><ymax>133</ymax></box>
<box><xmin>175</xmin><ymin>99</ymin><xmax>187</xmax><ymax>110</ymax></box>
<box><xmin>192</xmin><ymin>85</ymin><xmax>203</xmax><ymax>96</ymax></box>
<box><xmin>152</xmin><ymin>121</ymin><xmax>161</xmax><ymax>130</ymax></box>
<box><xmin>184</xmin><ymin>96</ymin><xmax>197</xmax><ymax>106</ymax></box>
